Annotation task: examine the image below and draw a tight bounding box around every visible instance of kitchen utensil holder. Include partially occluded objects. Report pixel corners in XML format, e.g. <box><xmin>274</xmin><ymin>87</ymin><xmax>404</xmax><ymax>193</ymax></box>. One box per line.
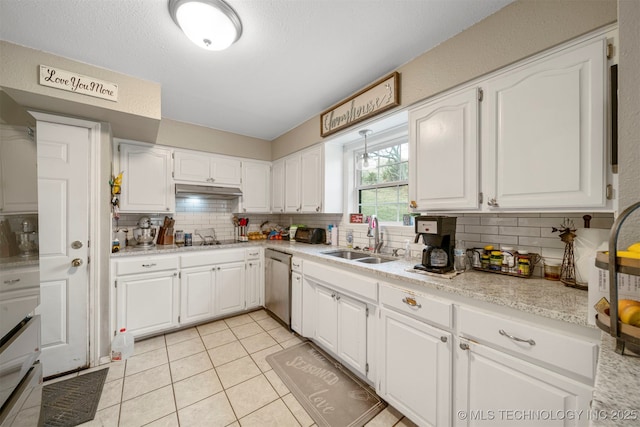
<box><xmin>594</xmin><ymin>201</ymin><xmax>640</xmax><ymax>356</ymax></box>
<box><xmin>468</xmin><ymin>252</ymin><xmax>541</xmax><ymax>279</ymax></box>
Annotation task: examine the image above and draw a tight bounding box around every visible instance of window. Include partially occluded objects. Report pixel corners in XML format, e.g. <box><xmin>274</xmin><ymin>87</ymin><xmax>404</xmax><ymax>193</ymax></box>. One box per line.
<box><xmin>356</xmin><ymin>140</ymin><xmax>409</xmax><ymax>222</ymax></box>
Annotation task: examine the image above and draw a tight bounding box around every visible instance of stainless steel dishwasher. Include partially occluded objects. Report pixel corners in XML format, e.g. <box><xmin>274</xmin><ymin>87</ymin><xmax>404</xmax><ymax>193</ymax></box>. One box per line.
<box><xmin>265</xmin><ymin>249</ymin><xmax>292</xmax><ymax>328</ymax></box>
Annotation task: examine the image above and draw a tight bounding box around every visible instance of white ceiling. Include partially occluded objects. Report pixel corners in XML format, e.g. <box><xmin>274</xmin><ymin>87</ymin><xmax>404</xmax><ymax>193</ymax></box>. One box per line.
<box><xmin>0</xmin><ymin>0</ymin><xmax>513</xmax><ymax>141</ymax></box>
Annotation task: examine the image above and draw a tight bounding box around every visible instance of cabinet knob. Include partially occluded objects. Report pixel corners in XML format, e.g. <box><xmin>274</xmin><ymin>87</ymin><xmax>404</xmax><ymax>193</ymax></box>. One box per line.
<box><xmin>315</xmin><ymin>206</ymin><xmax>320</xmax><ymax>212</ymax></box>
<box><xmin>440</xmin><ymin>336</ymin><xmax>448</xmax><ymax>343</ymax></box>
<box><xmin>487</xmin><ymin>198</ymin><xmax>499</xmax><ymax>207</ymax></box>
<box><xmin>71</xmin><ymin>258</ymin><xmax>83</xmax><ymax>267</ymax></box>
<box><xmin>166</xmin><ymin>207</ymin><xmax>170</xmax><ymax>211</ymax></box>
<box><xmin>331</xmin><ymin>293</ymin><xmax>336</xmax><ymax>299</ymax></box>
<box><xmin>459</xmin><ymin>343</ymin><xmax>470</xmax><ymax>351</ymax></box>
<box><xmin>336</xmin><ymin>295</ymin><xmax>341</xmax><ymax>300</ymax></box>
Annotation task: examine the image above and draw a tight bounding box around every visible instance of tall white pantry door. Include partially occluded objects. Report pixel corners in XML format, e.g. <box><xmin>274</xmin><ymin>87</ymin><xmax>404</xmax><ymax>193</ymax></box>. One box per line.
<box><xmin>36</xmin><ymin>121</ymin><xmax>90</xmax><ymax>377</ymax></box>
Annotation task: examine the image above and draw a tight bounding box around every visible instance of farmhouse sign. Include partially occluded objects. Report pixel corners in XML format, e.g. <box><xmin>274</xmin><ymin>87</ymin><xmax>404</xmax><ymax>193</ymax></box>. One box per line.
<box><xmin>39</xmin><ymin>65</ymin><xmax>118</xmax><ymax>102</ymax></box>
<box><xmin>320</xmin><ymin>72</ymin><xmax>399</xmax><ymax>137</ymax></box>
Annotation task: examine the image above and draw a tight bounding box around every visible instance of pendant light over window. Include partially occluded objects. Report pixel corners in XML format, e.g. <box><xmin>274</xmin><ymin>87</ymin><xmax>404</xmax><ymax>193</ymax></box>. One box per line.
<box><xmin>356</xmin><ymin>129</ymin><xmax>375</xmax><ymax>171</ymax></box>
<box><xmin>169</xmin><ymin>0</ymin><xmax>242</xmax><ymax>51</ymax></box>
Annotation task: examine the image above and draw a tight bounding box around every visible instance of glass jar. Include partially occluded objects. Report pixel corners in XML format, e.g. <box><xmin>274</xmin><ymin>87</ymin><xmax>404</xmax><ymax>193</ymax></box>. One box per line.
<box><xmin>517</xmin><ymin>251</ymin><xmax>530</xmax><ymax>276</ymax></box>
<box><xmin>453</xmin><ymin>248</ymin><xmax>468</xmax><ymax>273</ymax></box>
<box><xmin>489</xmin><ymin>251</ymin><xmax>503</xmax><ymax>271</ymax></box>
<box><xmin>184</xmin><ymin>233</ymin><xmax>192</xmax><ymax>247</ymax></box>
<box><xmin>481</xmin><ymin>253</ymin><xmax>490</xmax><ymax>269</ymax></box>
<box><xmin>174</xmin><ymin>230</ymin><xmax>185</xmax><ymax>246</ymax></box>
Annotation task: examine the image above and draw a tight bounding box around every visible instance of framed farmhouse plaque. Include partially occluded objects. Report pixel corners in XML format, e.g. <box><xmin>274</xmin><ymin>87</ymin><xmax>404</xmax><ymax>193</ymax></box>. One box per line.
<box><xmin>320</xmin><ymin>72</ymin><xmax>399</xmax><ymax>137</ymax></box>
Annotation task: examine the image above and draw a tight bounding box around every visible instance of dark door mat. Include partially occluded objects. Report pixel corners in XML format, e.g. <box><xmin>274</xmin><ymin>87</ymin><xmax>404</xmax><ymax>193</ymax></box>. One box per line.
<box><xmin>266</xmin><ymin>341</ymin><xmax>386</xmax><ymax>427</ymax></box>
<box><xmin>38</xmin><ymin>368</ymin><xmax>109</xmax><ymax>427</ymax></box>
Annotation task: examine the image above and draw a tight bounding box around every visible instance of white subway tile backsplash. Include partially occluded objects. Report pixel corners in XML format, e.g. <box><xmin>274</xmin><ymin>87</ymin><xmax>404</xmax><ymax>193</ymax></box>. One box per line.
<box><xmin>498</xmin><ymin>226</ymin><xmax>540</xmax><ymax>237</ymax></box>
<box><xmin>481</xmin><ymin>217</ymin><xmax>518</xmax><ymax>226</ymax></box>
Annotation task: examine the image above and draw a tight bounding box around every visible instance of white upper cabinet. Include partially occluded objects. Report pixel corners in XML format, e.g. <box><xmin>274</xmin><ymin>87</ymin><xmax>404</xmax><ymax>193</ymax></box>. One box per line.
<box><xmin>174</xmin><ymin>150</ymin><xmax>241</xmax><ymax>186</ymax></box>
<box><xmin>284</xmin><ymin>154</ymin><xmax>302</xmax><ymax>213</ymax></box>
<box><xmin>241</xmin><ymin>160</ymin><xmax>270</xmax><ymax>213</ymax></box>
<box><xmin>271</xmin><ymin>159</ymin><xmax>285</xmax><ymax>213</ymax></box>
<box><xmin>482</xmin><ymin>37</ymin><xmax>606</xmax><ymax>209</ymax></box>
<box><xmin>409</xmin><ymin>88</ymin><xmax>480</xmax><ymax>211</ymax></box>
<box><xmin>0</xmin><ymin>125</ymin><xmax>38</xmax><ymax>213</ymax></box>
<box><xmin>278</xmin><ymin>144</ymin><xmax>343</xmax><ymax>214</ymax></box>
<box><xmin>409</xmin><ymin>35</ymin><xmax>609</xmax><ymax>212</ymax></box>
<box><xmin>117</xmin><ymin>140</ymin><xmax>174</xmax><ymax>213</ymax></box>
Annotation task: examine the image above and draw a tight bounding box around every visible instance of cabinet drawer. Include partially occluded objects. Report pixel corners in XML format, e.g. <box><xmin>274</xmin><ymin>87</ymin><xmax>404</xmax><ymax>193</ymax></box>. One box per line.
<box><xmin>246</xmin><ymin>248</ymin><xmax>262</xmax><ymax>260</ymax></box>
<box><xmin>380</xmin><ymin>283</ymin><xmax>452</xmax><ymax>329</ymax></box>
<box><xmin>115</xmin><ymin>256</ymin><xmax>178</xmax><ymax>275</ymax></box>
<box><xmin>181</xmin><ymin>249</ymin><xmax>245</xmax><ymax>268</ymax></box>
<box><xmin>1</xmin><ymin>267</ymin><xmax>39</xmax><ymax>293</ymax></box>
<box><xmin>458</xmin><ymin>306</ymin><xmax>597</xmax><ymax>380</ymax></box>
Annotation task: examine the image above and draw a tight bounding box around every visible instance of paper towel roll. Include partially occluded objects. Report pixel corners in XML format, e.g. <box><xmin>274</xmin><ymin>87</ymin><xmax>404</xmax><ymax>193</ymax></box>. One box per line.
<box><xmin>574</xmin><ymin>228</ymin><xmax>609</xmax><ymax>284</ymax></box>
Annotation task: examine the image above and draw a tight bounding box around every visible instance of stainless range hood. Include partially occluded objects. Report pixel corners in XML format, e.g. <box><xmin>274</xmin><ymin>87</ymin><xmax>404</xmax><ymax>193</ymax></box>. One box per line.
<box><xmin>175</xmin><ymin>183</ymin><xmax>243</xmax><ymax>199</ymax></box>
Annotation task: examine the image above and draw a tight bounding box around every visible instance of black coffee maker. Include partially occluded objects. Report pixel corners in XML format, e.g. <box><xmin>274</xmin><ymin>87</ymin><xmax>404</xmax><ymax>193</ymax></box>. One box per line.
<box><xmin>414</xmin><ymin>216</ymin><xmax>457</xmax><ymax>273</ymax></box>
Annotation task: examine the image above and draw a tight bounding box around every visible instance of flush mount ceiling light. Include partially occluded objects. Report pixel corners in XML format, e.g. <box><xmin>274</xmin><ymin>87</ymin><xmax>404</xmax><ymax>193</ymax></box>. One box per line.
<box><xmin>356</xmin><ymin>129</ymin><xmax>375</xmax><ymax>171</ymax></box>
<box><xmin>169</xmin><ymin>0</ymin><xmax>242</xmax><ymax>51</ymax></box>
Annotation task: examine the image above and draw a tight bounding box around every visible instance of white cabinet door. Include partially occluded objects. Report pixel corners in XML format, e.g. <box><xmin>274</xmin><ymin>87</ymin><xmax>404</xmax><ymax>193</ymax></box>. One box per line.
<box><xmin>301</xmin><ymin>276</ymin><xmax>316</xmax><ymax>338</ymax></box>
<box><xmin>455</xmin><ymin>339</ymin><xmax>593</xmax><ymax>427</ymax></box>
<box><xmin>271</xmin><ymin>159</ymin><xmax>285</xmax><ymax>213</ymax></box>
<box><xmin>300</xmin><ymin>146</ymin><xmax>322</xmax><ymax>212</ymax></box>
<box><xmin>0</xmin><ymin>125</ymin><xmax>38</xmax><ymax>213</ymax></box>
<box><xmin>118</xmin><ymin>142</ymin><xmax>174</xmax><ymax>213</ymax></box>
<box><xmin>173</xmin><ymin>151</ymin><xmax>211</xmax><ymax>183</ymax></box>
<box><xmin>336</xmin><ymin>294</ymin><xmax>367</xmax><ymax>375</ymax></box>
<box><xmin>291</xmin><ymin>271</ymin><xmax>302</xmax><ymax>334</ymax></box>
<box><xmin>482</xmin><ymin>38</ymin><xmax>606</xmax><ymax>209</ymax></box>
<box><xmin>174</xmin><ymin>151</ymin><xmax>241</xmax><ymax>185</ymax></box>
<box><xmin>211</xmin><ymin>156</ymin><xmax>242</xmax><ymax>185</ymax></box>
<box><xmin>313</xmin><ymin>285</ymin><xmax>338</xmax><ymax>353</ymax></box>
<box><xmin>379</xmin><ymin>308</ymin><xmax>452</xmax><ymax>427</ymax></box>
<box><xmin>241</xmin><ymin>160</ymin><xmax>270</xmax><ymax>213</ymax></box>
<box><xmin>116</xmin><ymin>271</ymin><xmax>179</xmax><ymax>338</ymax></box>
<box><xmin>215</xmin><ymin>261</ymin><xmax>245</xmax><ymax>317</ymax></box>
<box><xmin>180</xmin><ymin>267</ymin><xmax>215</xmax><ymax>325</ymax></box>
<box><xmin>409</xmin><ymin>88</ymin><xmax>479</xmax><ymax>211</ymax></box>
<box><xmin>245</xmin><ymin>259</ymin><xmax>263</xmax><ymax>310</ymax></box>
<box><xmin>284</xmin><ymin>155</ymin><xmax>301</xmax><ymax>212</ymax></box>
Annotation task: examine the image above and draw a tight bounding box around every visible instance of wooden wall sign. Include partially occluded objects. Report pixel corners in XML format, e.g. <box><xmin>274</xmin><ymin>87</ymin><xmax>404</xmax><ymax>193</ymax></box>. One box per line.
<box><xmin>320</xmin><ymin>72</ymin><xmax>399</xmax><ymax>137</ymax></box>
<box><xmin>39</xmin><ymin>65</ymin><xmax>118</xmax><ymax>102</ymax></box>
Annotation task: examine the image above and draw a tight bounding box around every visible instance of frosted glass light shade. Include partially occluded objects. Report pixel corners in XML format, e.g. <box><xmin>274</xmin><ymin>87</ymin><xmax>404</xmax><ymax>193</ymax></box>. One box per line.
<box><xmin>169</xmin><ymin>0</ymin><xmax>242</xmax><ymax>51</ymax></box>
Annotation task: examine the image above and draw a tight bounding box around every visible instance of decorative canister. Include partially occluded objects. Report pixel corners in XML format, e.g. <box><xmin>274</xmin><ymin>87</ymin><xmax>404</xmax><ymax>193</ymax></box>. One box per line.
<box><xmin>184</xmin><ymin>233</ymin><xmax>192</xmax><ymax>247</ymax></box>
<box><xmin>481</xmin><ymin>253</ymin><xmax>490</xmax><ymax>269</ymax></box>
<box><xmin>517</xmin><ymin>251</ymin><xmax>531</xmax><ymax>276</ymax></box>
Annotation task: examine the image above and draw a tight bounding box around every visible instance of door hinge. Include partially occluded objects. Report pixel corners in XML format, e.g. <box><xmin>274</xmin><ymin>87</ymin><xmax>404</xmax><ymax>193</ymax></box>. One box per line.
<box><xmin>172</xmin><ymin>152</ymin><xmax>175</xmax><ymax>159</ymax></box>
<box><xmin>365</xmin><ymin>363</ymin><xmax>369</xmax><ymax>374</ymax></box>
<box><xmin>178</xmin><ymin>316</ymin><xmax>181</xmax><ymax>323</ymax></box>
<box><xmin>478</xmin><ymin>88</ymin><xmax>484</xmax><ymax>102</ymax></box>
<box><xmin>365</xmin><ymin>307</ymin><xmax>369</xmax><ymax>317</ymax></box>
<box><xmin>114</xmin><ymin>280</ymin><xmax>117</xmax><ymax>288</ymax></box>
<box><xmin>606</xmin><ymin>184</ymin><xmax>614</xmax><ymax>200</ymax></box>
<box><xmin>178</xmin><ymin>272</ymin><xmax>182</xmax><ymax>279</ymax></box>
<box><xmin>117</xmin><ymin>144</ymin><xmax>120</xmax><ymax>152</ymax></box>
<box><xmin>607</xmin><ymin>43</ymin><xmax>614</xmax><ymax>59</ymax></box>
<box><xmin>172</xmin><ymin>171</ymin><xmax>175</xmax><ymax>178</ymax></box>
<box><xmin>479</xmin><ymin>192</ymin><xmax>483</xmax><ymax>204</ymax></box>
<box><xmin>87</xmin><ymin>256</ymin><xmax>90</xmax><ymax>265</ymax></box>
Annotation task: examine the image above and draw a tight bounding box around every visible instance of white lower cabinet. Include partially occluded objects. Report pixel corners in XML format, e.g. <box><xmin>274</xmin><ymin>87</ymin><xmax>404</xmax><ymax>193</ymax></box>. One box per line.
<box><xmin>245</xmin><ymin>259</ymin><xmax>263</xmax><ymax>310</ymax></box>
<box><xmin>116</xmin><ymin>270</ymin><xmax>179</xmax><ymax>338</ymax></box>
<box><xmin>180</xmin><ymin>266</ymin><xmax>215</xmax><ymax>325</ymax></box>
<box><xmin>290</xmin><ymin>270</ymin><xmax>302</xmax><ymax>334</ymax></box>
<box><xmin>215</xmin><ymin>261</ymin><xmax>246</xmax><ymax>316</ymax></box>
<box><xmin>379</xmin><ymin>308</ymin><xmax>452</xmax><ymax>427</ymax></box>
<box><xmin>454</xmin><ymin>338</ymin><xmax>593</xmax><ymax>427</ymax></box>
<box><xmin>311</xmin><ymin>281</ymin><xmax>369</xmax><ymax>377</ymax></box>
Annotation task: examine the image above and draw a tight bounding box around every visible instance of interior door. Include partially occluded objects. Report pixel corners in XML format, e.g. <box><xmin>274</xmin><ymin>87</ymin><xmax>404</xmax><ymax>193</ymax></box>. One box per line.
<box><xmin>35</xmin><ymin>121</ymin><xmax>90</xmax><ymax>377</ymax></box>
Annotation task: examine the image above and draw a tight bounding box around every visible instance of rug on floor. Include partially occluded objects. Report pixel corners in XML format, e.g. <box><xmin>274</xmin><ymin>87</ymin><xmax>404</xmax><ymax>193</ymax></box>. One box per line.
<box><xmin>266</xmin><ymin>341</ymin><xmax>386</xmax><ymax>427</ymax></box>
<box><xmin>38</xmin><ymin>368</ymin><xmax>109</xmax><ymax>427</ymax></box>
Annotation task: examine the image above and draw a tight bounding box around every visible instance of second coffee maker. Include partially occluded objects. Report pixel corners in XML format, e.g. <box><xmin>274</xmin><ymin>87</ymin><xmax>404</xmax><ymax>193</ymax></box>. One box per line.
<box><xmin>414</xmin><ymin>216</ymin><xmax>457</xmax><ymax>273</ymax></box>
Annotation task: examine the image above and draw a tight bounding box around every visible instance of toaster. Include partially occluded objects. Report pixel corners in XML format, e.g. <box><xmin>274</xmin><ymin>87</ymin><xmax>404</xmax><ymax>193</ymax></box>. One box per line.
<box><xmin>294</xmin><ymin>227</ymin><xmax>326</xmax><ymax>244</ymax></box>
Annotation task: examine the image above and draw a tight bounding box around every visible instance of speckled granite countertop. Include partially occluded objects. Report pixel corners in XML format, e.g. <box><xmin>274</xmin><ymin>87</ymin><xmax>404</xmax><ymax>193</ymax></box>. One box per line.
<box><xmin>113</xmin><ymin>240</ymin><xmax>640</xmax><ymax>420</ymax></box>
<box><xmin>0</xmin><ymin>255</ymin><xmax>39</xmax><ymax>270</ymax></box>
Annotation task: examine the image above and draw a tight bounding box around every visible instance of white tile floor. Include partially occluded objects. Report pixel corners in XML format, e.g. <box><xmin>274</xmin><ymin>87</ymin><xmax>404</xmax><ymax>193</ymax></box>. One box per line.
<box><xmin>11</xmin><ymin>310</ymin><xmax>417</xmax><ymax>427</ymax></box>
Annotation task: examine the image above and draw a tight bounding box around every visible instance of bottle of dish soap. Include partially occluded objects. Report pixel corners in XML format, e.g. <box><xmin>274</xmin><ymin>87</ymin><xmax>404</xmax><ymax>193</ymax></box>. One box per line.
<box><xmin>111</xmin><ymin>328</ymin><xmax>134</xmax><ymax>361</ymax></box>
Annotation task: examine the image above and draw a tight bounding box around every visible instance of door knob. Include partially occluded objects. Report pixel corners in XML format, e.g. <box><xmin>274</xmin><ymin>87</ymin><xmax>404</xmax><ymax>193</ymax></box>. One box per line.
<box><xmin>71</xmin><ymin>258</ymin><xmax>83</xmax><ymax>267</ymax></box>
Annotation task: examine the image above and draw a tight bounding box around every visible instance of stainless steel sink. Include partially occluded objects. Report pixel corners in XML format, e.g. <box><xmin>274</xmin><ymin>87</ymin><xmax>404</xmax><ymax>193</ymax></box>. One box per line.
<box><xmin>356</xmin><ymin>256</ymin><xmax>395</xmax><ymax>264</ymax></box>
<box><xmin>321</xmin><ymin>250</ymin><xmax>372</xmax><ymax>260</ymax></box>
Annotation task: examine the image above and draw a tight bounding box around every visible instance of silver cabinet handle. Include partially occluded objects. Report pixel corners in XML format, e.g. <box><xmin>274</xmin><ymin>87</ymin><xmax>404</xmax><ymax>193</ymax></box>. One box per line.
<box><xmin>142</xmin><ymin>263</ymin><xmax>157</xmax><ymax>268</ymax></box>
<box><xmin>71</xmin><ymin>258</ymin><xmax>83</xmax><ymax>267</ymax></box>
<box><xmin>440</xmin><ymin>336</ymin><xmax>448</xmax><ymax>343</ymax></box>
<box><xmin>402</xmin><ymin>297</ymin><xmax>422</xmax><ymax>308</ymax></box>
<box><xmin>460</xmin><ymin>343</ymin><xmax>470</xmax><ymax>350</ymax></box>
<box><xmin>3</xmin><ymin>278</ymin><xmax>20</xmax><ymax>285</ymax></box>
<box><xmin>331</xmin><ymin>293</ymin><xmax>336</xmax><ymax>299</ymax></box>
<box><xmin>499</xmin><ymin>329</ymin><xmax>536</xmax><ymax>346</ymax></box>
<box><xmin>336</xmin><ymin>295</ymin><xmax>341</xmax><ymax>300</ymax></box>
